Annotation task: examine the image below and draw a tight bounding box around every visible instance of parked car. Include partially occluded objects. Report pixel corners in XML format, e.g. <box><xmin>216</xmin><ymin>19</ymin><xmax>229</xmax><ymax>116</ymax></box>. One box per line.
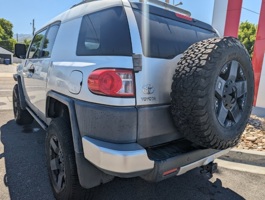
<box><xmin>13</xmin><ymin>0</ymin><xmax>254</xmax><ymax>199</ymax></box>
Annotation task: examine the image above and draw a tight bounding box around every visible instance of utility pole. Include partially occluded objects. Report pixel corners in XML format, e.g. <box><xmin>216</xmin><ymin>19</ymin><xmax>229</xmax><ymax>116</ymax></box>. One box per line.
<box><xmin>31</xmin><ymin>19</ymin><xmax>36</xmax><ymax>36</ymax></box>
<box><xmin>16</xmin><ymin>33</ymin><xmax>18</xmax><ymax>42</ymax></box>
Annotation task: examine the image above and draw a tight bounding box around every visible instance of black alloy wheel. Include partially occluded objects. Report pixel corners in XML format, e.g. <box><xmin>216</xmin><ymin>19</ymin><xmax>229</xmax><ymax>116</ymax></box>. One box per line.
<box><xmin>12</xmin><ymin>84</ymin><xmax>34</xmax><ymax>125</ymax></box>
<box><xmin>215</xmin><ymin>60</ymin><xmax>247</xmax><ymax>127</ymax></box>
<box><xmin>49</xmin><ymin>135</ymin><xmax>66</xmax><ymax>193</ymax></box>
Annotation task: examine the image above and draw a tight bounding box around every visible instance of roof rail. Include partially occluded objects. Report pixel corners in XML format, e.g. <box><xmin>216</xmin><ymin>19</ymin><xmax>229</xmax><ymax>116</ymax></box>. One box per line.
<box><xmin>71</xmin><ymin>0</ymin><xmax>191</xmax><ymax>16</ymax></box>
<box><xmin>138</xmin><ymin>0</ymin><xmax>191</xmax><ymax>16</ymax></box>
<box><xmin>71</xmin><ymin>0</ymin><xmax>98</xmax><ymax>8</ymax></box>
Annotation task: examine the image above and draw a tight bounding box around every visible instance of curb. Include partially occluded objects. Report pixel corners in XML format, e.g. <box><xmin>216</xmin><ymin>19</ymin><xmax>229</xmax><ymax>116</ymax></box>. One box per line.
<box><xmin>230</xmin><ymin>148</ymin><xmax>265</xmax><ymax>156</ymax></box>
<box><xmin>216</xmin><ymin>148</ymin><xmax>265</xmax><ymax>174</ymax></box>
<box><xmin>215</xmin><ymin>159</ymin><xmax>265</xmax><ymax>175</ymax></box>
<box><xmin>252</xmin><ymin>106</ymin><xmax>265</xmax><ymax>118</ymax></box>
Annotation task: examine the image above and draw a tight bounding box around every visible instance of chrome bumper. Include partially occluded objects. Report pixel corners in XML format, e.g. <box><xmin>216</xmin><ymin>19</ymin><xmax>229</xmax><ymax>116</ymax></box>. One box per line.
<box><xmin>82</xmin><ymin>136</ymin><xmax>230</xmax><ymax>176</ymax></box>
<box><xmin>82</xmin><ymin>136</ymin><xmax>154</xmax><ymax>174</ymax></box>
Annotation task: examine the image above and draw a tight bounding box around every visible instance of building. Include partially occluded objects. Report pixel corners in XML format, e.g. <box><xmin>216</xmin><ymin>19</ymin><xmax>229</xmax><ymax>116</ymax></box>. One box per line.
<box><xmin>0</xmin><ymin>46</ymin><xmax>13</xmax><ymax>64</ymax></box>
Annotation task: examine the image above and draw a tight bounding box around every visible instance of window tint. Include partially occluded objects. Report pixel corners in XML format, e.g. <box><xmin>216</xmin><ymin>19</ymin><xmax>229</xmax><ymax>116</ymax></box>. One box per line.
<box><xmin>28</xmin><ymin>30</ymin><xmax>47</xmax><ymax>59</ymax></box>
<box><xmin>41</xmin><ymin>24</ymin><xmax>60</xmax><ymax>58</ymax></box>
<box><xmin>133</xmin><ymin>10</ymin><xmax>217</xmax><ymax>59</ymax></box>
<box><xmin>77</xmin><ymin>7</ymin><xmax>132</xmax><ymax>56</ymax></box>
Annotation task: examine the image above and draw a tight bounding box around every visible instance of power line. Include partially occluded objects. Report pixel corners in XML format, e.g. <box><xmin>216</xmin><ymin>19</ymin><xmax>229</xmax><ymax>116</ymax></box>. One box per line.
<box><xmin>242</xmin><ymin>7</ymin><xmax>260</xmax><ymax>15</ymax></box>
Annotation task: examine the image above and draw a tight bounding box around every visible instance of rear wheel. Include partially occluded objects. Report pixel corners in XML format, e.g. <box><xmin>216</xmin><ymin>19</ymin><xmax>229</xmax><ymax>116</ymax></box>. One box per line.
<box><xmin>45</xmin><ymin>118</ymin><xmax>92</xmax><ymax>200</ymax></box>
<box><xmin>171</xmin><ymin>37</ymin><xmax>254</xmax><ymax>149</ymax></box>
<box><xmin>13</xmin><ymin>84</ymin><xmax>33</xmax><ymax>125</ymax></box>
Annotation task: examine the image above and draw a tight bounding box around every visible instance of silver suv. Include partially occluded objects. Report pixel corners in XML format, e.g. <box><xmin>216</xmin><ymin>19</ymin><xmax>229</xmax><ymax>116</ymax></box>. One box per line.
<box><xmin>13</xmin><ymin>0</ymin><xmax>254</xmax><ymax>199</ymax></box>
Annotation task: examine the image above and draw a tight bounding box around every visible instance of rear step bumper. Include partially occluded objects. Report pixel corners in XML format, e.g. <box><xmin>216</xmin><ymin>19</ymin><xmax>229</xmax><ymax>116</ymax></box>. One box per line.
<box><xmin>82</xmin><ymin>136</ymin><xmax>230</xmax><ymax>180</ymax></box>
<box><xmin>142</xmin><ymin>148</ymin><xmax>230</xmax><ymax>182</ymax></box>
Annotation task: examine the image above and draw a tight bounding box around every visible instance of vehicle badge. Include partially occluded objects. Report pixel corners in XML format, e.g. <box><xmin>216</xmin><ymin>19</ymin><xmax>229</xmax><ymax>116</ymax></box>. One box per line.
<box><xmin>142</xmin><ymin>84</ymin><xmax>155</xmax><ymax>95</ymax></box>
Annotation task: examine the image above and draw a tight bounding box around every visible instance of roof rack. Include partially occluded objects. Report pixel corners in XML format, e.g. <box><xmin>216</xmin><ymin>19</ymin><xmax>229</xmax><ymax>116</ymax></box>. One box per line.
<box><xmin>137</xmin><ymin>0</ymin><xmax>191</xmax><ymax>16</ymax></box>
<box><xmin>71</xmin><ymin>0</ymin><xmax>191</xmax><ymax>16</ymax></box>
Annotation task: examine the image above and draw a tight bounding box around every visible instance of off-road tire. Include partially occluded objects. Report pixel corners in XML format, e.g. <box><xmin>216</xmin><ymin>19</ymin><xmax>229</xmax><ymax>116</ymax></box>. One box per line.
<box><xmin>13</xmin><ymin>84</ymin><xmax>34</xmax><ymax>125</ymax></box>
<box><xmin>171</xmin><ymin>37</ymin><xmax>254</xmax><ymax>149</ymax></box>
<box><xmin>45</xmin><ymin>117</ymin><xmax>92</xmax><ymax>200</ymax></box>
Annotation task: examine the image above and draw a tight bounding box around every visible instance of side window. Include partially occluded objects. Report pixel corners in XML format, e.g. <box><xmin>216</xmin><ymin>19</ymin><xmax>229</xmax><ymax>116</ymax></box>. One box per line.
<box><xmin>41</xmin><ymin>24</ymin><xmax>60</xmax><ymax>58</ymax></box>
<box><xmin>77</xmin><ymin>7</ymin><xmax>132</xmax><ymax>56</ymax></box>
<box><xmin>28</xmin><ymin>30</ymin><xmax>47</xmax><ymax>59</ymax></box>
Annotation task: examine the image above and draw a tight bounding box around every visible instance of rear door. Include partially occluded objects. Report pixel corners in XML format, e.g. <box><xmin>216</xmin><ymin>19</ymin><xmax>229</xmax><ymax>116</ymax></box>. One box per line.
<box><xmin>131</xmin><ymin>4</ymin><xmax>218</xmax><ymax>106</ymax></box>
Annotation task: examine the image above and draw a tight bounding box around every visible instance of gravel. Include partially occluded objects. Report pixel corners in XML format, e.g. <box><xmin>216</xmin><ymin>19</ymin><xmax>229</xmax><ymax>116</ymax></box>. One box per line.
<box><xmin>236</xmin><ymin>115</ymin><xmax>265</xmax><ymax>151</ymax></box>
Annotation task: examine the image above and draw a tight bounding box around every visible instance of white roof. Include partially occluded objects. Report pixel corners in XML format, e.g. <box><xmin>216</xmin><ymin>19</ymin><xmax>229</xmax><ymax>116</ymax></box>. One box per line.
<box><xmin>0</xmin><ymin>47</ymin><xmax>12</xmax><ymax>55</ymax></box>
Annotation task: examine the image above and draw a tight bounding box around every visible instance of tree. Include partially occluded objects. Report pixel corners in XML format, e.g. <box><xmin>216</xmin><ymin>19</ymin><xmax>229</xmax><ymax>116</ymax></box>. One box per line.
<box><xmin>0</xmin><ymin>26</ymin><xmax>4</xmax><ymax>40</ymax></box>
<box><xmin>23</xmin><ymin>39</ymin><xmax>31</xmax><ymax>50</ymax></box>
<box><xmin>0</xmin><ymin>38</ymin><xmax>16</xmax><ymax>52</ymax></box>
<box><xmin>238</xmin><ymin>21</ymin><xmax>257</xmax><ymax>57</ymax></box>
<box><xmin>0</xmin><ymin>18</ymin><xmax>13</xmax><ymax>40</ymax></box>
<box><xmin>0</xmin><ymin>18</ymin><xmax>16</xmax><ymax>52</ymax></box>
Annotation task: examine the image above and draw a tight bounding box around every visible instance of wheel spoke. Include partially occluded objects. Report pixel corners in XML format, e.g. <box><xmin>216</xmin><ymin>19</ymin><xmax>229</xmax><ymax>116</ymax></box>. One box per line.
<box><xmin>57</xmin><ymin>172</ymin><xmax>64</xmax><ymax>189</ymax></box>
<box><xmin>230</xmin><ymin>104</ymin><xmax>242</xmax><ymax>123</ymax></box>
<box><xmin>50</xmin><ymin>138</ymin><xmax>59</xmax><ymax>154</ymax></box>
<box><xmin>217</xmin><ymin>105</ymin><xmax>229</xmax><ymax>125</ymax></box>
<box><xmin>50</xmin><ymin>158</ymin><xmax>60</xmax><ymax>171</ymax></box>
<box><xmin>215</xmin><ymin>76</ymin><xmax>226</xmax><ymax>98</ymax></box>
<box><xmin>236</xmin><ymin>81</ymin><xmax>247</xmax><ymax>98</ymax></box>
<box><xmin>228</xmin><ymin>61</ymin><xmax>239</xmax><ymax>81</ymax></box>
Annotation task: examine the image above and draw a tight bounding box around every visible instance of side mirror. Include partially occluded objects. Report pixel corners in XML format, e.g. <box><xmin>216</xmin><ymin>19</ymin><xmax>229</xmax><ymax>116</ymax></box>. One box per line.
<box><xmin>14</xmin><ymin>43</ymin><xmax>27</xmax><ymax>59</ymax></box>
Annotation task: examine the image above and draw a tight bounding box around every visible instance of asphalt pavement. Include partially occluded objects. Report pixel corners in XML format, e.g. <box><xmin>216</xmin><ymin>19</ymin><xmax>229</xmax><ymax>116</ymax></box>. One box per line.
<box><xmin>1</xmin><ymin>64</ymin><xmax>265</xmax><ymax>200</ymax></box>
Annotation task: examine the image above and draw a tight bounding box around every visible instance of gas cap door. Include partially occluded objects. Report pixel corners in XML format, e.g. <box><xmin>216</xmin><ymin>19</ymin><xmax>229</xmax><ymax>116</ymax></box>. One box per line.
<box><xmin>68</xmin><ymin>70</ymin><xmax>83</xmax><ymax>94</ymax></box>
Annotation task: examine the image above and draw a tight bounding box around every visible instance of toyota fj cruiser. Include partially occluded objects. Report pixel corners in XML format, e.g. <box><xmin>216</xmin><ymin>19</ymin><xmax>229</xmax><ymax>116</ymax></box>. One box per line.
<box><xmin>13</xmin><ymin>0</ymin><xmax>254</xmax><ymax>199</ymax></box>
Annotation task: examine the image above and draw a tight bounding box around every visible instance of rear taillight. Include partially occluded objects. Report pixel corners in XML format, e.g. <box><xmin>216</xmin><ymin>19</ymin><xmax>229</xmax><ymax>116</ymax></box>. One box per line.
<box><xmin>88</xmin><ymin>69</ymin><xmax>134</xmax><ymax>97</ymax></box>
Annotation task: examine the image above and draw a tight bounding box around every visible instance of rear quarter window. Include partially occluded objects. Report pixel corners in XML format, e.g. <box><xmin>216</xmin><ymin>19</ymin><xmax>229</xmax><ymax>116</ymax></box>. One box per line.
<box><xmin>77</xmin><ymin>7</ymin><xmax>132</xmax><ymax>56</ymax></box>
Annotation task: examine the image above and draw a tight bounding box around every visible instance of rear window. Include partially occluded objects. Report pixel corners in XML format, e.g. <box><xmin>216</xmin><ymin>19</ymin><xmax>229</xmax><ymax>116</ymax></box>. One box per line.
<box><xmin>77</xmin><ymin>7</ymin><xmax>132</xmax><ymax>56</ymax></box>
<box><xmin>133</xmin><ymin>10</ymin><xmax>217</xmax><ymax>59</ymax></box>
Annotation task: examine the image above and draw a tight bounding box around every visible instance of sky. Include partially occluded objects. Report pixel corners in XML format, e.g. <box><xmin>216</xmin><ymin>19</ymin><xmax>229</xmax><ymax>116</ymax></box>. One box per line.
<box><xmin>0</xmin><ymin>0</ymin><xmax>262</xmax><ymax>35</ymax></box>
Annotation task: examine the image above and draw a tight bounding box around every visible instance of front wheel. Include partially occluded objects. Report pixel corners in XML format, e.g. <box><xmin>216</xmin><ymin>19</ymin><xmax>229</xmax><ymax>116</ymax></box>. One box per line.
<box><xmin>45</xmin><ymin>118</ymin><xmax>92</xmax><ymax>200</ymax></box>
<box><xmin>13</xmin><ymin>84</ymin><xmax>33</xmax><ymax>125</ymax></box>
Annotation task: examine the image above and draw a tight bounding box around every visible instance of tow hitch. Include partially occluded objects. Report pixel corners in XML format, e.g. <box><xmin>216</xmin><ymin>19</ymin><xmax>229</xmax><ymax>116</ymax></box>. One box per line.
<box><xmin>200</xmin><ymin>162</ymin><xmax>218</xmax><ymax>178</ymax></box>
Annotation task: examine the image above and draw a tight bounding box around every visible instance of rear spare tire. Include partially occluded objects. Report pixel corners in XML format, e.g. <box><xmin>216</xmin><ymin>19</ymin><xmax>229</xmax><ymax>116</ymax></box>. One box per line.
<box><xmin>171</xmin><ymin>37</ymin><xmax>254</xmax><ymax>149</ymax></box>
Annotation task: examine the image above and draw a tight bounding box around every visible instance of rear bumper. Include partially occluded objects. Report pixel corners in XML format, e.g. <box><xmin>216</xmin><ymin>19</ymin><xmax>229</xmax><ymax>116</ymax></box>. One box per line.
<box><xmin>82</xmin><ymin>137</ymin><xmax>154</xmax><ymax>177</ymax></box>
<box><xmin>82</xmin><ymin>136</ymin><xmax>230</xmax><ymax>180</ymax></box>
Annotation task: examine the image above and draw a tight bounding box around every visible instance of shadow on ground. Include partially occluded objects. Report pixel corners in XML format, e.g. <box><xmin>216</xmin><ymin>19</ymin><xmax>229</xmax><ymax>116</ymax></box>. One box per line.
<box><xmin>1</xmin><ymin>120</ymin><xmax>244</xmax><ymax>200</ymax></box>
<box><xmin>1</xmin><ymin>120</ymin><xmax>54</xmax><ymax>200</ymax></box>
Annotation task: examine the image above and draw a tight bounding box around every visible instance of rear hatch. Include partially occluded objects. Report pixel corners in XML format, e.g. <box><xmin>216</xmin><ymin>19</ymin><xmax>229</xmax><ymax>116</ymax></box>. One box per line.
<box><xmin>130</xmin><ymin>3</ymin><xmax>218</xmax><ymax>146</ymax></box>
